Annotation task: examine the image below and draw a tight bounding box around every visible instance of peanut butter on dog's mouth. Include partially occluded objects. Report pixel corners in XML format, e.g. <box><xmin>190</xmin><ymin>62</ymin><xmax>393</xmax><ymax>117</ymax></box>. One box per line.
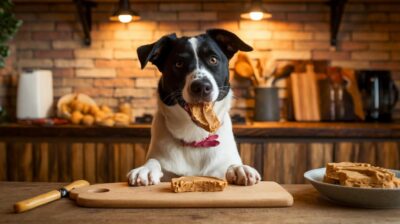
<box><xmin>187</xmin><ymin>102</ymin><xmax>221</xmax><ymax>133</ymax></box>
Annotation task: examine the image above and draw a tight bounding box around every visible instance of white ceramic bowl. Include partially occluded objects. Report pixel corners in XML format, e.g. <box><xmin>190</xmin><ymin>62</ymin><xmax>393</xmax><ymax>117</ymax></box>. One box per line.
<box><xmin>304</xmin><ymin>168</ymin><xmax>400</xmax><ymax>208</ymax></box>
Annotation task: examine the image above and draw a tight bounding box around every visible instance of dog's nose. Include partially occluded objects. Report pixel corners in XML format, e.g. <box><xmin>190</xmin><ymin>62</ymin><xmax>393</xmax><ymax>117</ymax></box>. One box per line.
<box><xmin>190</xmin><ymin>80</ymin><xmax>212</xmax><ymax>96</ymax></box>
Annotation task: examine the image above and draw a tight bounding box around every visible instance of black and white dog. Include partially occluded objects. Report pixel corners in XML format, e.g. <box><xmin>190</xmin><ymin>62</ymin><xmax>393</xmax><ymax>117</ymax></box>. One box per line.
<box><xmin>127</xmin><ymin>29</ymin><xmax>261</xmax><ymax>186</ymax></box>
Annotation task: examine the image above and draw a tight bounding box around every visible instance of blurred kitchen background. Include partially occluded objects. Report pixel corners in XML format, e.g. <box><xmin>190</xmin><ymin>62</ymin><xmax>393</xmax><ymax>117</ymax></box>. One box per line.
<box><xmin>0</xmin><ymin>0</ymin><xmax>399</xmax><ymax>184</ymax></box>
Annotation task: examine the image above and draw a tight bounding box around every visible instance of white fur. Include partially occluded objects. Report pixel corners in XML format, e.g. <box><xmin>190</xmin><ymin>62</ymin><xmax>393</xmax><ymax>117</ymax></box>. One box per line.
<box><xmin>188</xmin><ymin>37</ymin><xmax>200</xmax><ymax>69</ymax></box>
<box><xmin>127</xmin><ymin>37</ymin><xmax>261</xmax><ymax>186</ymax></box>
<box><xmin>127</xmin><ymin>159</ymin><xmax>163</xmax><ymax>186</ymax></box>
<box><xmin>127</xmin><ymin>90</ymin><xmax>261</xmax><ymax>185</ymax></box>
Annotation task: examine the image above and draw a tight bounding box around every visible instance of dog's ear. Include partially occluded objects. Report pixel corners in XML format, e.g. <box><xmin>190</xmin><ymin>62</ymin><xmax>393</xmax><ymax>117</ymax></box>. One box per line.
<box><xmin>137</xmin><ymin>33</ymin><xmax>177</xmax><ymax>70</ymax></box>
<box><xmin>206</xmin><ymin>29</ymin><xmax>253</xmax><ymax>59</ymax></box>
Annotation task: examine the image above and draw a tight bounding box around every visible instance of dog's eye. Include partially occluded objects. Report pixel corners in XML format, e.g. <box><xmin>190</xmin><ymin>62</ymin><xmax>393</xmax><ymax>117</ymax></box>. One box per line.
<box><xmin>175</xmin><ymin>61</ymin><xmax>184</xmax><ymax>68</ymax></box>
<box><xmin>209</xmin><ymin>56</ymin><xmax>218</xmax><ymax>65</ymax></box>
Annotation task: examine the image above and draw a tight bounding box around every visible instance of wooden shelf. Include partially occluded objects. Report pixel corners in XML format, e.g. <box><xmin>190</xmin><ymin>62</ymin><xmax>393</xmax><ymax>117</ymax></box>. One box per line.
<box><xmin>1</xmin><ymin>122</ymin><xmax>400</xmax><ymax>141</ymax></box>
<box><xmin>235</xmin><ymin>122</ymin><xmax>400</xmax><ymax>140</ymax></box>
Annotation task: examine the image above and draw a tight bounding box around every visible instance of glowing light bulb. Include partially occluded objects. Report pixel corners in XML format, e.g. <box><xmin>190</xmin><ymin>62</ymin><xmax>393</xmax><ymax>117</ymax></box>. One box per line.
<box><xmin>118</xmin><ymin>14</ymin><xmax>133</xmax><ymax>23</ymax></box>
<box><xmin>249</xmin><ymin>11</ymin><xmax>264</xmax><ymax>21</ymax></box>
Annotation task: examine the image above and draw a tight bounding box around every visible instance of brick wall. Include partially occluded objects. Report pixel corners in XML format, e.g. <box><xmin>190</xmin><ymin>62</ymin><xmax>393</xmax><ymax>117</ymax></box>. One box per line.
<box><xmin>0</xmin><ymin>1</ymin><xmax>400</xmax><ymax>119</ymax></box>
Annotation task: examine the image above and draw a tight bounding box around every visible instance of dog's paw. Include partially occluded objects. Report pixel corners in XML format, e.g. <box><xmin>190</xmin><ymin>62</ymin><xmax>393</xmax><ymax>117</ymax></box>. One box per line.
<box><xmin>127</xmin><ymin>165</ymin><xmax>163</xmax><ymax>186</ymax></box>
<box><xmin>225</xmin><ymin>165</ymin><xmax>261</xmax><ymax>186</ymax></box>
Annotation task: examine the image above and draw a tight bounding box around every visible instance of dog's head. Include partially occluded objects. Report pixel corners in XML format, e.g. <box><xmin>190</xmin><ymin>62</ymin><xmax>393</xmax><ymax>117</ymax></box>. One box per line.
<box><xmin>137</xmin><ymin>29</ymin><xmax>252</xmax><ymax>107</ymax></box>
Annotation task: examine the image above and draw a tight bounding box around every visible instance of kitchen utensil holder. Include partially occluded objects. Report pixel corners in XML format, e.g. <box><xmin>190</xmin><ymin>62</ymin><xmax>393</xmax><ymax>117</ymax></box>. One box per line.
<box><xmin>254</xmin><ymin>87</ymin><xmax>280</xmax><ymax>121</ymax></box>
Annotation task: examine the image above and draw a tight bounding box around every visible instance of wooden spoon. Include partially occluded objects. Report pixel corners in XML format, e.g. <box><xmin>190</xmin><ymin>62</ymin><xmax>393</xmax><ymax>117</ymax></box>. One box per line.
<box><xmin>259</xmin><ymin>56</ymin><xmax>277</xmax><ymax>87</ymax></box>
<box><xmin>234</xmin><ymin>53</ymin><xmax>262</xmax><ymax>86</ymax></box>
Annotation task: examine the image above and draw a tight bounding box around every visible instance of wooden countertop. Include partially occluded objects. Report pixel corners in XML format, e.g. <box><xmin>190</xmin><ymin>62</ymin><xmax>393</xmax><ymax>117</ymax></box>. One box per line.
<box><xmin>1</xmin><ymin>182</ymin><xmax>399</xmax><ymax>224</ymax></box>
<box><xmin>1</xmin><ymin>122</ymin><xmax>400</xmax><ymax>141</ymax></box>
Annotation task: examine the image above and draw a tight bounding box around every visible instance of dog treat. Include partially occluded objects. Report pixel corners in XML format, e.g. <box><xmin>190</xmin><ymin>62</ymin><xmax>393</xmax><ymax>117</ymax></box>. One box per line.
<box><xmin>395</xmin><ymin>178</ymin><xmax>400</xmax><ymax>188</ymax></box>
<box><xmin>323</xmin><ymin>175</ymin><xmax>338</xmax><ymax>185</ymax></box>
<box><xmin>171</xmin><ymin>176</ymin><xmax>227</xmax><ymax>193</ymax></box>
<box><xmin>188</xmin><ymin>103</ymin><xmax>221</xmax><ymax>133</ymax></box>
<box><xmin>325</xmin><ymin>162</ymin><xmax>370</xmax><ymax>181</ymax></box>
<box><xmin>323</xmin><ymin>162</ymin><xmax>400</xmax><ymax>189</ymax></box>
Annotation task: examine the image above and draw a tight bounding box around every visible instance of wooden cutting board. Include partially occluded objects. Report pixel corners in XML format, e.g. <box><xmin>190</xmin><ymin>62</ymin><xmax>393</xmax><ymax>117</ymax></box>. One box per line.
<box><xmin>70</xmin><ymin>181</ymin><xmax>293</xmax><ymax>208</ymax></box>
<box><xmin>290</xmin><ymin>64</ymin><xmax>321</xmax><ymax>121</ymax></box>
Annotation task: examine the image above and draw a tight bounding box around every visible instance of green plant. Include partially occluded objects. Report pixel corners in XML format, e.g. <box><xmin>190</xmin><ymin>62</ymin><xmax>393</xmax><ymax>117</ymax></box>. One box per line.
<box><xmin>0</xmin><ymin>0</ymin><xmax>22</xmax><ymax>68</ymax></box>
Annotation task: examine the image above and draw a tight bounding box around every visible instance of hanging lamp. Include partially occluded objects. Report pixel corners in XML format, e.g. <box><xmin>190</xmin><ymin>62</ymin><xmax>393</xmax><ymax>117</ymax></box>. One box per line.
<box><xmin>110</xmin><ymin>0</ymin><xmax>140</xmax><ymax>23</ymax></box>
<box><xmin>240</xmin><ymin>0</ymin><xmax>271</xmax><ymax>21</ymax></box>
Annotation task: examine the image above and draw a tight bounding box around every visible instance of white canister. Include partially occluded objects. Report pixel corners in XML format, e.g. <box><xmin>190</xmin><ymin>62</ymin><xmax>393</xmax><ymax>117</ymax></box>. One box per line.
<box><xmin>17</xmin><ymin>70</ymin><xmax>54</xmax><ymax>119</ymax></box>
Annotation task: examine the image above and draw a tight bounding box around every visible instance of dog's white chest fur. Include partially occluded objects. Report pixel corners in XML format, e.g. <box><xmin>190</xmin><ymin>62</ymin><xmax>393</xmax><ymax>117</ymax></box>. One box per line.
<box><xmin>146</xmin><ymin>91</ymin><xmax>242</xmax><ymax>180</ymax></box>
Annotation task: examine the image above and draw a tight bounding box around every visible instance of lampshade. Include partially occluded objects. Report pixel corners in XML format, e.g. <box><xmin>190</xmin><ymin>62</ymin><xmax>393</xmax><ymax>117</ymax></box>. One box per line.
<box><xmin>240</xmin><ymin>0</ymin><xmax>271</xmax><ymax>21</ymax></box>
<box><xmin>110</xmin><ymin>0</ymin><xmax>140</xmax><ymax>23</ymax></box>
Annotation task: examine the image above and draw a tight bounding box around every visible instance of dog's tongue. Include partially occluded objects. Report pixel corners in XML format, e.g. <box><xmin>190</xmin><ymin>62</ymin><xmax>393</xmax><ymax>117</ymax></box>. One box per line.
<box><xmin>187</xmin><ymin>102</ymin><xmax>221</xmax><ymax>133</ymax></box>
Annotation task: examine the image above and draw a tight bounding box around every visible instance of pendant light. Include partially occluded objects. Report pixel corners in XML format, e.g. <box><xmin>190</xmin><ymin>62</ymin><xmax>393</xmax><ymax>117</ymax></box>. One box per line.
<box><xmin>110</xmin><ymin>0</ymin><xmax>140</xmax><ymax>23</ymax></box>
<box><xmin>241</xmin><ymin>0</ymin><xmax>271</xmax><ymax>21</ymax></box>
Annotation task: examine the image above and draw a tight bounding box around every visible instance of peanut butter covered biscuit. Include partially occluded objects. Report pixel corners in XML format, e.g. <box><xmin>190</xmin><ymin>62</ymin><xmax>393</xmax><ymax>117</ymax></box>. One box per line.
<box><xmin>324</xmin><ymin>162</ymin><xmax>400</xmax><ymax>189</ymax></box>
<box><xmin>188</xmin><ymin>103</ymin><xmax>221</xmax><ymax>133</ymax></box>
<box><xmin>171</xmin><ymin>176</ymin><xmax>227</xmax><ymax>193</ymax></box>
<box><xmin>325</xmin><ymin>162</ymin><xmax>371</xmax><ymax>181</ymax></box>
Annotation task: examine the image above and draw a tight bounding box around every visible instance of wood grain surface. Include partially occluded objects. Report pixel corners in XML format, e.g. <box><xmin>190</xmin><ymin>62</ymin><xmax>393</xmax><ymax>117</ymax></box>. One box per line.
<box><xmin>69</xmin><ymin>182</ymin><xmax>293</xmax><ymax>208</ymax></box>
<box><xmin>1</xmin><ymin>141</ymin><xmax>399</xmax><ymax>184</ymax></box>
<box><xmin>1</xmin><ymin>182</ymin><xmax>399</xmax><ymax>224</ymax></box>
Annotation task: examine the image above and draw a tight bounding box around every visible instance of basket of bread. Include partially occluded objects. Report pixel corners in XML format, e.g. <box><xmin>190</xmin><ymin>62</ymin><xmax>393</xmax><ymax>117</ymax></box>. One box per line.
<box><xmin>57</xmin><ymin>93</ymin><xmax>131</xmax><ymax>127</ymax></box>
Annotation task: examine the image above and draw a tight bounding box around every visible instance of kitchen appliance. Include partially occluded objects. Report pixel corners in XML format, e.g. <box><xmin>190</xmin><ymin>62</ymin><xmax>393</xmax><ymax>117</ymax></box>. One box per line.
<box><xmin>357</xmin><ymin>70</ymin><xmax>398</xmax><ymax>122</ymax></box>
<box><xmin>17</xmin><ymin>70</ymin><xmax>53</xmax><ymax>119</ymax></box>
<box><xmin>320</xmin><ymin>67</ymin><xmax>357</xmax><ymax>121</ymax></box>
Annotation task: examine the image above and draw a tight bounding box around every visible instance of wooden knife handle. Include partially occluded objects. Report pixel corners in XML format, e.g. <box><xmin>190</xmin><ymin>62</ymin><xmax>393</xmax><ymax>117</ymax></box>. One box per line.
<box><xmin>63</xmin><ymin>180</ymin><xmax>90</xmax><ymax>191</ymax></box>
<box><xmin>14</xmin><ymin>180</ymin><xmax>90</xmax><ymax>213</ymax></box>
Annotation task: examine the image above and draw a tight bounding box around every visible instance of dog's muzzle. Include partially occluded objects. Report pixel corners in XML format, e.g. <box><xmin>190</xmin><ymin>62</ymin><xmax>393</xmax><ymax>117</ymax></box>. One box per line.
<box><xmin>189</xmin><ymin>78</ymin><xmax>213</xmax><ymax>102</ymax></box>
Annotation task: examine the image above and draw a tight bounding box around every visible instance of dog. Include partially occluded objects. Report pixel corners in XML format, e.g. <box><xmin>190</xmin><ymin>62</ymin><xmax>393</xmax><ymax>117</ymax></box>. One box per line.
<box><xmin>127</xmin><ymin>29</ymin><xmax>261</xmax><ymax>186</ymax></box>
